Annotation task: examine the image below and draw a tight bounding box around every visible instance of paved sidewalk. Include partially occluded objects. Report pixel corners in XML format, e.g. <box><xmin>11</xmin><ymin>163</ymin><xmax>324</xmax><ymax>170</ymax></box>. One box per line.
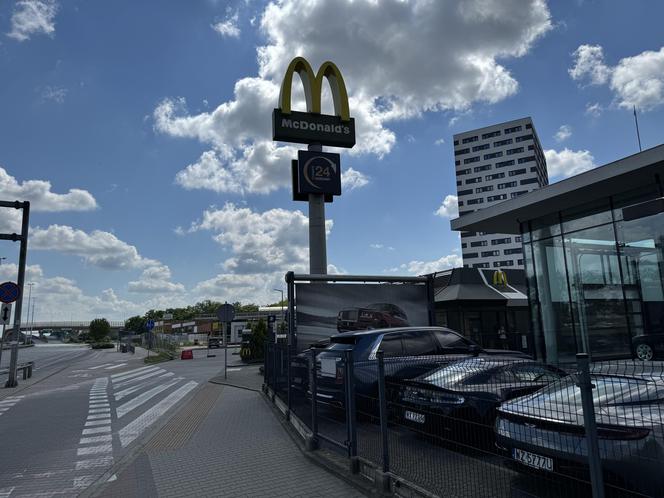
<box><xmin>97</xmin><ymin>382</ymin><xmax>365</xmax><ymax>498</ymax></box>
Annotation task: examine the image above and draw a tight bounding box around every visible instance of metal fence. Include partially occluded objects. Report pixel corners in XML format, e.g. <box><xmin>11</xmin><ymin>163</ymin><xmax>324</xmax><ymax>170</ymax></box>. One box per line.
<box><xmin>264</xmin><ymin>342</ymin><xmax>664</xmax><ymax>498</ymax></box>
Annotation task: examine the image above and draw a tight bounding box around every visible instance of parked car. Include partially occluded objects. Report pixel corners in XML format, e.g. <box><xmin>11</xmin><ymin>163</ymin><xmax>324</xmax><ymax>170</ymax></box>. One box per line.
<box><xmin>495</xmin><ymin>362</ymin><xmax>664</xmax><ymax>496</ymax></box>
<box><xmin>337</xmin><ymin>303</ymin><xmax>409</xmax><ymax>332</ymax></box>
<box><xmin>632</xmin><ymin>333</ymin><xmax>664</xmax><ymax>361</ymax></box>
<box><xmin>208</xmin><ymin>337</ymin><xmax>221</xmax><ymax>349</ymax></box>
<box><xmin>313</xmin><ymin>327</ymin><xmax>531</xmax><ymax>414</ymax></box>
<box><xmin>395</xmin><ymin>357</ymin><xmax>566</xmax><ymax>444</ymax></box>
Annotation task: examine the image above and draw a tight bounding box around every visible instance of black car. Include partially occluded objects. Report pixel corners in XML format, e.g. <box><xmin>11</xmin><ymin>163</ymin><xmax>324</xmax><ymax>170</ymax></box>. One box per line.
<box><xmin>496</xmin><ymin>362</ymin><xmax>664</xmax><ymax>497</ymax></box>
<box><xmin>313</xmin><ymin>327</ymin><xmax>531</xmax><ymax>413</ymax></box>
<box><xmin>632</xmin><ymin>333</ymin><xmax>664</xmax><ymax>361</ymax></box>
<box><xmin>395</xmin><ymin>357</ymin><xmax>566</xmax><ymax>444</ymax></box>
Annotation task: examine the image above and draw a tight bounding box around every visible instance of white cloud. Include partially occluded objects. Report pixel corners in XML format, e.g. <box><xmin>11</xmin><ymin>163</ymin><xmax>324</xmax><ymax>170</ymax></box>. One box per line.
<box><xmin>212</xmin><ymin>12</ymin><xmax>240</xmax><ymax>38</ymax></box>
<box><xmin>41</xmin><ymin>85</ymin><xmax>67</xmax><ymax>103</ymax></box>
<box><xmin>155</xmin><ymin>0</ymin><xmax>552</xmax><ymax>195</ymax></box>
<box><xmin>434</xmin><ymin>138</ymin><xmax>446</xmax><ymax>146</ymax></box>
<box><xmin>554</xmin><ymin>124</ymin><xmax>572</xmax><ymax>142</ymax></box>
<box><xmin>341</xmin><ymin>167</ymin><xmax>369</xmax><ymax>192</ymax></box>
<box><xmin>544</xmin><ymin>148</ymin><xmax>596</xmax><ymax>180</ymax></box>
<box><xmin>0</xmin><ymin>166</ymin><xmax>97</xmax><ymax>212</ymax></box>
<box><xmin>7</xmin><ymin>0</ymin><xmax>57</xmax><ymax>42</ymax></box>
<box><xmin>434</xmin><ymin>195</ymin><xmax>459</xmax><ymax>219</ymax></box>
<box><xmin>30</xmin><ymin>225</ymin><xmax>159</xmax><ymax>270</ymax></box>
<box><xmin>190</xmin><ymin>203</ymin><xmax>332</xmax><ymax>274</ymax></box>
<box><xmin>370</xmin><ymin>243</ymin><xmax>394</xmax><ymax>251</ymax></box>
<box><xmin>0</xmin><ymin>263</ymin><xmax>144</xmax><ymax>321</ymax></box>
<box><xmin>569</xmin><ymin>44</ymin><xmax>610</xmax><ymax>85</ymax></box>
<box><xmin>611</xmin><ymin>47</ymin><xmax>664</xmax><ymax>110</ymax></box>
<box><xmin>585</xmin><ymin>102</ymin><xmax>603</xmax><ymax>117</ymax></box>
<box><xmin>388</xmin><ymin>254</ymin><xmax>463</xmax><ymax>275</ymax></box>
<box><xmin>128</xmin><ymin>265</ymin><xmax>185</xmax><ymax>294</ymax></box>
<box><xmin>570</xmin><ymin>44</ymin><xmax>664</xmax><ymax>111</ymax></box>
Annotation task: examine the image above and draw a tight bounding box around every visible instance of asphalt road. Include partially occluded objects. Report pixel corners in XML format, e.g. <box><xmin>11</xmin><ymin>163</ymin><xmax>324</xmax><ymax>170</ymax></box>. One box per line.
<box><xmin>0</xmin><ymin>344</ymin><xmax>231</xmax><ymax>497</ymax></box>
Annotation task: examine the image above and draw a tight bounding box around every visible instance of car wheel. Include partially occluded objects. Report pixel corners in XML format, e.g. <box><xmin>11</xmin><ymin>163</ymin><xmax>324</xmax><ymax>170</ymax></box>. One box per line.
<box><xmin>635</xmin><ymin>343</ymin><xmax>654</xmax><ymax>361</ymax></box>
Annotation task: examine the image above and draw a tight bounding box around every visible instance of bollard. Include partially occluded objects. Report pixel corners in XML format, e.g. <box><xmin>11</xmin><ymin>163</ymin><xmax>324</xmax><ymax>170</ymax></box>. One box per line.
<box><xmin>309</xmin><ymin>348</ymin><xmax>319</xmax><ymax>450</ymax></box>
<box><xmin>576</xmin><ymin>353</ymin><xmax>605</xmax><ymax>498</ymax></box>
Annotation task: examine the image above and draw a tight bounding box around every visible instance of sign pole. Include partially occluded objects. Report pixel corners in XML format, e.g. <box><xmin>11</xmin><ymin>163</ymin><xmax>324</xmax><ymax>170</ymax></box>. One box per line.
<box><xmin>0</xmin><ymin>324</ymin><xmax>5</xmax><ymax>367</ymax></box>
<box><xmin>307</xmin><ymin>143</ymin><xmax>328</xmax><ymax>275</ymax></box>
<box><xmin>7</xmin><ymin>201</ymin><xmax>29</xmax><ymax>388</ymax></box>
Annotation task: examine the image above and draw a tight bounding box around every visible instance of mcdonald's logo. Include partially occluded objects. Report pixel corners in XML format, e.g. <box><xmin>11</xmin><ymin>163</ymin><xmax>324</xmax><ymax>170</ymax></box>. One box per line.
<box><xmin>279</xmin><ymin>57</ymin><xmax>351</xmax><ymax>121</ymax></box>
<box><xmin>492</xmin><ymin>270</ymin><xmax>508</xmax><ymax>286</ymax></box>
<box><xmin>272</xmin><ymin>57</ymin><xmax>356</xmax><ymax>148</ymax></box>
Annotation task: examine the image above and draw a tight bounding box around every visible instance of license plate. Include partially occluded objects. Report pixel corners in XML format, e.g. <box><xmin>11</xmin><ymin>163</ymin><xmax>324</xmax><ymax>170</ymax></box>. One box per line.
<box><xmin>404</xmin><ymin>410</ymin><xmax>425</xmax><ymax>424</ymax></box>
<box><xmin>513</xmin><ymin>448</ymin><xmax>553</xmax><ymax>471</ymax></box>
<box><xmin>320</xmin><ymin>358</ymin><xmax>337</xmax><ymax>377</ymax></box>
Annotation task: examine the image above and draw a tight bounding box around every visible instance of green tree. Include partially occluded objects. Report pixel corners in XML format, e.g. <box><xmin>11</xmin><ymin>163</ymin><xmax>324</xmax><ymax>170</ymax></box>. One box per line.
<box><xmin>125</xmin><ymin>316</ymin><xmax>146</xmax><ymax>333</ymax></box>
<box><xmin>249</xmin><ymin>318</ymin><xmax>267</xmax><ymax>360</ymax></box>
<box><xmin>89</xmin><ymin>318</ymin><xmax>111</xmax><ymax>342</ymax></box>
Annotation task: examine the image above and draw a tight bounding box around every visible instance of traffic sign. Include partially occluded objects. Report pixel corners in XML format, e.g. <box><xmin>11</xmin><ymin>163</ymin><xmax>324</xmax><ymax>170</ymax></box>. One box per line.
<box><xmin>146</xmin><ymin>319</ymin><xmax>155</xmax><ymax>331</ymax></box>
<box><xmin>0</xmin><ymin>303</ymin><xmax>11</xmax><ymax>325</ymax></box>
<box><xmin>267</xmin><ymin>315</ymin><xmax>276</xmax><ymax>324</ymax></box>
<box><xmin>216</xmin><ymin>303</ymin><xmax>235</xmax><ymax>322</ymax></box>
<box><xmin>0</xmin><ymin>281</ymin><xmax>20</xmax><ymax>304</ymax></box>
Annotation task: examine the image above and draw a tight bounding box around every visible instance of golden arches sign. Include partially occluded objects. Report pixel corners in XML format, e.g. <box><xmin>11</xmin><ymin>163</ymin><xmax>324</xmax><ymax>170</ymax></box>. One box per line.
<box><xmin>278</xmin><ymin>57</ymin><xmax>351</xmax><ymax>122</ymax></box>
<box><xmin>492</xmin><ymin>270</ymin><xmax>508</xmax><ymax>286</ymax></box>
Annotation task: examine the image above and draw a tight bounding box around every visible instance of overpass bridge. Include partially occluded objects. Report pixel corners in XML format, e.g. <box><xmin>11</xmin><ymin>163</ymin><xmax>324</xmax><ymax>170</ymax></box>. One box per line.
<box><xmin>13</xmin><ymin>321</ymin><xmax>125</xmax><ymax>332</ymax></box>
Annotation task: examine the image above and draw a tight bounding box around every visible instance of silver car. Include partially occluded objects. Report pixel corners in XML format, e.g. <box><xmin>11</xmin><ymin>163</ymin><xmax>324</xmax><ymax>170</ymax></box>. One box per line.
<box><xmin>495</xmin><ymin>362</ymin><xmax>664</xmax><ymax>497</ymax></box>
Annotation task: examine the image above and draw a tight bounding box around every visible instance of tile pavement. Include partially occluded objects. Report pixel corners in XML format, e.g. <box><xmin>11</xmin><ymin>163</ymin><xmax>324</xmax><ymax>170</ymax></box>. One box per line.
<box><xmin>99</xmin><ymin>384</ymin><xmax>365</xmax><ymax>498</ymax></box>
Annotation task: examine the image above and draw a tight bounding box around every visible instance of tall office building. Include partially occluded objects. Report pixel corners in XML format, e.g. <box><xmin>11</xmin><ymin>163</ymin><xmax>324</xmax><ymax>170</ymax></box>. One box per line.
<box><xmin>454</xmin><ymin>117</ymin><xmax>548</xmax><ymax>269</ymax></box>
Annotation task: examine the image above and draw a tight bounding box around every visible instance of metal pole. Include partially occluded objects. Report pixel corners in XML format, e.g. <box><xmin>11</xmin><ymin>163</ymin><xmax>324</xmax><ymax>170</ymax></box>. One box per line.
<box><xmin>24</xmin><ymin>283</ymin><xmax>33</xmax><ymax>345</ymax></box>
<box><xmin>0</xmin><ymin>324</ymin><xmax>5</xmax><ymax>367</ymax></box>
<box><xmin>310</xmin><ymin>348</ymin><xmax>318</xmax><ymax>446</ymax></box>
<box><xmin>7</xmin><ymin>202</ymin><xmax>29</xmax><ymax>388</ymax></box>
<box><xmin>224</xmin><ymin>321</ymin><xmax>228</xmax><ymax>380</ymax></box>
<box><xmin>345</xmin><ymin>349</ymin><xmax>358</xmax><ymax>473</ymax></box>
<box><xmin>307</xmin><ymin>144</ymin><xmax>327</xmax><ymax>275</ymax></box>
<box><xmin>576</xmin><ymin>353</ymin><xmax>605</xmax><ymax>498</ymax></box>
<box><xmin>376</xmin><ymin>351</ymin><xmax>390</xmax><ymax>474</ymax></box>
<box><xmin>633</xmin><ymin>106</ymin><xmax>642</xmax><ymax>152</ymax></box>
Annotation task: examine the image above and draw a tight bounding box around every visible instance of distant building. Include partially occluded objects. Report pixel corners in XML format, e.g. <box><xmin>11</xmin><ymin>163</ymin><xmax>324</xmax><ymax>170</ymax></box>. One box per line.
<box><xmin>454</xmin><ymin>117</ymin><xmax>548</xmax><ymax>269</ymax></box>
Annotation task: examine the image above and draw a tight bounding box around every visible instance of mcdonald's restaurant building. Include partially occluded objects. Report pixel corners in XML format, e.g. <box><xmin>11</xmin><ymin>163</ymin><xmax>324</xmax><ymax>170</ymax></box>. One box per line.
<box><xmin>452</xmin><ymin>145</ymin><xmax>664</xmax><ymax>363</ymax></box>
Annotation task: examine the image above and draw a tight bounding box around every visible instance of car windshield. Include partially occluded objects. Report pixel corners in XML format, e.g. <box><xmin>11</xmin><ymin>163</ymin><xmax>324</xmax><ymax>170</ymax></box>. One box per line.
<box><xmin>537</xmin><ymin>375</ymin><xmax>664</xmax><ymax>406</ymax></box>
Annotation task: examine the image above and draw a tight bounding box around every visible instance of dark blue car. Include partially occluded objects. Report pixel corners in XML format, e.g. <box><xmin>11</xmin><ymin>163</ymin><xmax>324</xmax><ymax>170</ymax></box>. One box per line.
<box><xmin>312</xmin><ymin>327</ymin><xmax>530</xmax><ymax>414</ymax></box>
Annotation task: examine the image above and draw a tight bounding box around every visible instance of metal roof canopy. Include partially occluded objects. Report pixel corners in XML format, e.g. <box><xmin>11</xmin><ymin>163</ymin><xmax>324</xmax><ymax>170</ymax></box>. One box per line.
<box><xmin>432</xmin><ymin>268</ymin><xmax>527</xmax><ymax>306</ymax></box>
<box><xmin>451</xmin><ymin>144</ymin><xmax>664</xmax><ymax>234</ymax></box>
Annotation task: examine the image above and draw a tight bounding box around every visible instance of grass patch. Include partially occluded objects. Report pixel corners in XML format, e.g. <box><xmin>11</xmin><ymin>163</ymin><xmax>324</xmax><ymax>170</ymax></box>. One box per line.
<box><xmin>144</xmin><ymin>351</ymin><xmax>174</xmax><ymax>364</ymax></box>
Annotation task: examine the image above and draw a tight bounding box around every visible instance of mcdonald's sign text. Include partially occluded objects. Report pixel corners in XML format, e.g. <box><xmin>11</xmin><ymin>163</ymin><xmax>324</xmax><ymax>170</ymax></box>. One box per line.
<box><xmin>273</xmin><ymin>109</ymin><xmax>356</xmax><ymax>148</ymax></box>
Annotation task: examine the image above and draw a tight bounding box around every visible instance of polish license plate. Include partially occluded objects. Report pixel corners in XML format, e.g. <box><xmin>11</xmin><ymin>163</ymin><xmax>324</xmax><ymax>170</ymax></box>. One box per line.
<box><xmin>513</xmin><ymin>448</ymin><xmax>553</xmax><ymax>471</ymax></box>
<box><xmin>404</xmin><ymin>410</ymin><xmax>425</xmax><ymax>424</ymax></box>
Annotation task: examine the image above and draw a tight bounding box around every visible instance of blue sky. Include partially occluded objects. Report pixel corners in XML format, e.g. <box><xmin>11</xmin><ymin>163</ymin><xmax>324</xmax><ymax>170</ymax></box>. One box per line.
<box><xmin>1</xmin><ymin>0</ymin><xmax>663</xmax><ymax>321</ymax></box>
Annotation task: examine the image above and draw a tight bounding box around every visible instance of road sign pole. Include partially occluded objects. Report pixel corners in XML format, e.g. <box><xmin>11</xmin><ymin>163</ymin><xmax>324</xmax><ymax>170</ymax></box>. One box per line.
<box><xmin>0</xmin><ymin>324</ymin><xmax>5</xmax><ymax>367</ymax></box>
<box><xmin>7</xmin><ymin>201</ymin><xmax>29</xmax><ymax>388</ymax></box>
<box><xmin>307</xmin><ymin>144</ymin><xmax>327</xmax><ymax>275</ymax></box>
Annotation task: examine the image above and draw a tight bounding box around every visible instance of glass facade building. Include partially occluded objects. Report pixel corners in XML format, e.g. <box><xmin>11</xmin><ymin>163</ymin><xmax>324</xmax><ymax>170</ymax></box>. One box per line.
<box><xmin>521</xmin><ymin>182</ymin><xmax>664</xmax><ymax>362</ymax></box>
<box><xmin>451</xmin><ymin>146</ymin><xmax>664</xmax><ymax>363</ymax></box>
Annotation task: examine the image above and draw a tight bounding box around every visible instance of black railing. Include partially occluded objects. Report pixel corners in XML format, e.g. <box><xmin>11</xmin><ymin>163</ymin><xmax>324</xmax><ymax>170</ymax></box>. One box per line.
<box><xmin>264</xmin><ymin>342</ymin><xmax>663</xmax><ymax>498</ymax></box>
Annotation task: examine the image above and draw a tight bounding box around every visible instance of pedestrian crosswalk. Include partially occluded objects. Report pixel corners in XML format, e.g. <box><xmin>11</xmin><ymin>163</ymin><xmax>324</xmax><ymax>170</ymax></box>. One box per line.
<box><xmin>0</xmin><ymin>395</ymin><xmax>24</xmax><ymax>417</ymax></box>
<box><xmin>71</xmin><ymin>364</ymin><xmax>198</xmax><ymax>490</ymax></box>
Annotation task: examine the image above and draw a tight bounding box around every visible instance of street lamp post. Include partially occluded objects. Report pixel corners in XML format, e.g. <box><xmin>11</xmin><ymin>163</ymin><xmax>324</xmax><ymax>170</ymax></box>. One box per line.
<box><xmin>24</xmin><ymin>282</ymin><xmax>34</xmax><ymax>345</ymax></box>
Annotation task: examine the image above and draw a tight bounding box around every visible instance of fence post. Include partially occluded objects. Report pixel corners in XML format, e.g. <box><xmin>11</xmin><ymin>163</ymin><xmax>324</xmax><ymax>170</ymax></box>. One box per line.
<box><xmin>263</xmin><ymin>341</ymin><xmax>268</xmax><ymax>393</ymax></box>
<box><xmin>376</xmin><ymin>351</ymin><xmax>390</xmax><ymax>491</ymax></box>
<box><xmin>308</xmin><ymin>347</ymin><xmax>319</xmax><ymax>451</ymax></box>
<box><xmin>345</xmin><ymin>349</ymin><xmax>359</xmax><ymax>474</ymax></box>
<box><xmin>272</xmin><ymin>344</ymin><xmax>277</xmax><ymax>402</ymax></box>
<box><xmin>286</xmin><ymin>344</ymin><xmax>292</xmax><ymax>421</ymax></box>
<box><xmin>576</xmin><ymin>353</ymin><xmax>605</xmax><ymax>498</ymax></box>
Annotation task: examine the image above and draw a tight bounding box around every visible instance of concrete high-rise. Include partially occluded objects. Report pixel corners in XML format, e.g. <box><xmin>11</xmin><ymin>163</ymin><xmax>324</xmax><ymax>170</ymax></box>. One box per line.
<box><xmin>453</xmin><ymin>117</ymin><xmax>548</xmax><ymax>269</ymax></box>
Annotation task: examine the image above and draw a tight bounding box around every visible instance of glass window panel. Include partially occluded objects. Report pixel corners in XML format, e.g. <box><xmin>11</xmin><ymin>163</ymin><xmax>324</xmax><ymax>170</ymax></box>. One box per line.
<box><xmin>520</xmin><ymin>222</ymin><xmax>531</xmax><ymax>243</ymax></box>
<box><xmin>532</xmin><ymin>236</ymin><xmax>576</xmax><ymax>363</ymax></box>
<box><xmin>612</xmin><ymin>183</ymin><xmax>661</xmax><ymax>221</ymax></box>
<box><xmin>561</xmin><ymin>199</ymin><xmax>612</xmax><ymax>233</ymax></box>
<box><xmin>616</xmin><ymin>209</ymin><xmax>664</xmax><ymax>344</ymax></box>
<box><xmin>564</xmin><ymin>224</ymin><xmax>630</xmax><ymax>358</ymax></box>
<box><xmin>530</xmin><ymin>213</ymin><xmax>561</xmax><ymax>241</ymax></box>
